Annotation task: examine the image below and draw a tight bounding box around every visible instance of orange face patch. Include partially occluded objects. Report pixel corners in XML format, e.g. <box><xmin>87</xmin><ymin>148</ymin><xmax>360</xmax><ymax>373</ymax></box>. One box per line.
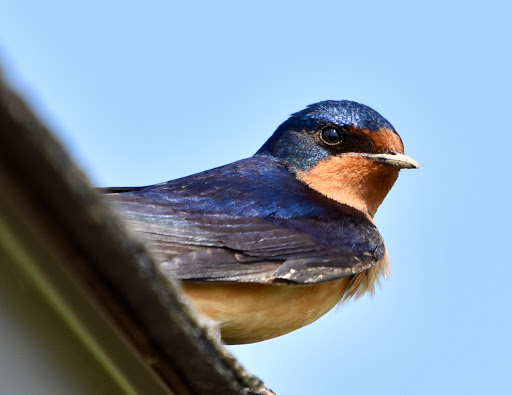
<box><xmin>358</xmin><ymin>128</ymin><xmax>404</xmax><ymax>154</ymax></box>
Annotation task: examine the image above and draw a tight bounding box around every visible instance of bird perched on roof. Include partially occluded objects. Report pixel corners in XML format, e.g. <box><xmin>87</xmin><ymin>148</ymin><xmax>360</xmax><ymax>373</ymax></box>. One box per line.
<box><xmin>101</xmin><ymin>100</ymin><xmax>418</xmax><ymax>345</ymax></box>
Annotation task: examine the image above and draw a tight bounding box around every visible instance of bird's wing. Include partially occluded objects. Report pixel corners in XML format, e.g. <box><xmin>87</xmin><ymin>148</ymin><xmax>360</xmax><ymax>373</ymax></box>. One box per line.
<box><xmin>102</xmin><ymin>156</ymin><xmax>385</xmax><ymax>284</ymax></box>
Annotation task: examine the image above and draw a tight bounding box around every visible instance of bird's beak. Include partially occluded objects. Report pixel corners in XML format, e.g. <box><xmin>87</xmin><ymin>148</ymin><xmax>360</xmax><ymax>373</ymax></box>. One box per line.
<box><xmin>361</xmin><ymin>152</ymin><xmax>419</xmax><ymax>169</ymax></box>
<box><xmin>339</xmin><ymin>152</ymin><xmax>419</xmax><ymax>169</ymax></box>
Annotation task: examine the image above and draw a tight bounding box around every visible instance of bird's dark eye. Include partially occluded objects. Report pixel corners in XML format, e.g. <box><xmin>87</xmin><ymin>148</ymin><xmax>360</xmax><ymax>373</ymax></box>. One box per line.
<box><xmin>319</xmin><ymin>127</ymin><xmax>343</xmax><ymax>146</ymax></box>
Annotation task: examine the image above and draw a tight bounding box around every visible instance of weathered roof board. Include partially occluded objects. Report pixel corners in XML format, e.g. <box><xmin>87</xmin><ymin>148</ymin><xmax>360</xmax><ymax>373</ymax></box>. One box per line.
<box><xmin>0</xmin><ymin>70</ymin><xmax>268</xmax><ymax>395</ymax></box>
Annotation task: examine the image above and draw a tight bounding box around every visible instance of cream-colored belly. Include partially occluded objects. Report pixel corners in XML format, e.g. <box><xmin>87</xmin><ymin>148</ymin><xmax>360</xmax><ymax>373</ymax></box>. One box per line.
<box><xmin>183</xmin><ymin>278</ymin><xmax>350</xmax><ymax>345</ymax></box>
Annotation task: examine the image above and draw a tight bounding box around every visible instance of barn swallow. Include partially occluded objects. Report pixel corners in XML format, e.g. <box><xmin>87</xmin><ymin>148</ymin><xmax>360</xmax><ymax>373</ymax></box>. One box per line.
<box><xmin>101</xmin><ymin>100</ymin><xmax>418</xmax><ymax>345</ymax></box>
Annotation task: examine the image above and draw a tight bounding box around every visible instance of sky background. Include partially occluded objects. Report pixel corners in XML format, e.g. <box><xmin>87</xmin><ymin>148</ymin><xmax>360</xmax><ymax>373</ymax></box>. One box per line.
<box><xmin>1</xmin><ymin>1</ymin><xmax>511</xmax><ymax>394</ymax></box>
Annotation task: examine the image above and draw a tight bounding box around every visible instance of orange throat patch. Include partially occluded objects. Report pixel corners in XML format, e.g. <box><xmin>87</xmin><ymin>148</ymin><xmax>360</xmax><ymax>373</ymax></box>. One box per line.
<box><xmin>298</xmin><ymin>155</ymin><xmax>399</xmax><ymax>217</ymax></box>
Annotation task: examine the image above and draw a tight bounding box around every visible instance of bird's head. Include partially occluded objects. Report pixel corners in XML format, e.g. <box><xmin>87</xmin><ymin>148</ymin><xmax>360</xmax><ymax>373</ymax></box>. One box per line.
<box><xmin>256</xmin><ymin>100</ymin><xmax>418</xmax><ymax>217</ymax></box>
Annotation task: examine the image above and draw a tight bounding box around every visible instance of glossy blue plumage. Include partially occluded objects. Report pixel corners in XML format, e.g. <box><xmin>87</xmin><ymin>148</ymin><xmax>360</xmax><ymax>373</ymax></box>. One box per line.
<box><xmin>287</xmin><ymin>100</ymin><xmax>396</xmax><ymax>132</ymax></box>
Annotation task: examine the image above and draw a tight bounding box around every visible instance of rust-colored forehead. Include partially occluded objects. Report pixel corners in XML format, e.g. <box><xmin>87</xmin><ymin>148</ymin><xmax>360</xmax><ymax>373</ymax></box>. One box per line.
<box><xmin>357</xmin><ymin>128</ymin><xmax>404</xmax><ymax>154</ymax></box>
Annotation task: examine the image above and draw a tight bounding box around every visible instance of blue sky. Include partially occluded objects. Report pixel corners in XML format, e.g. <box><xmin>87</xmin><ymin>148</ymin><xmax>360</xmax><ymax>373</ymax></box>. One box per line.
<box><xmin>1</xmin><ymin>1</ymin><xmax>511</xmax><ymax>394</ymax></box>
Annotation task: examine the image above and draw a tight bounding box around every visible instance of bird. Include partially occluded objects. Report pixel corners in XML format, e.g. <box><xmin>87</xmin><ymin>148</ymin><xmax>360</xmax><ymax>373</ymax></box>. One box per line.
<box><xmin>101</xmin><ymin>100</ymin><xmax>418</xmax><ymax>345</ymax></box>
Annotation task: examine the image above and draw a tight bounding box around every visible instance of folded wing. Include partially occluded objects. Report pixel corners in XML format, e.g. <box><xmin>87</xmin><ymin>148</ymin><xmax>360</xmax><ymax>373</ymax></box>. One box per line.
<box><xmin>101</xmin><ymin>155</ymin><xmax>385</xmax><ymax>284</ymax></box>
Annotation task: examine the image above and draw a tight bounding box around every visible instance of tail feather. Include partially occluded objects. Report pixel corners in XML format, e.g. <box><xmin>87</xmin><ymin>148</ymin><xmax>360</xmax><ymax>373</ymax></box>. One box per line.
<box><xmin>97</xmin><ymin>186</ymin><xmax>148</xmax><ymax>194</ymax></box>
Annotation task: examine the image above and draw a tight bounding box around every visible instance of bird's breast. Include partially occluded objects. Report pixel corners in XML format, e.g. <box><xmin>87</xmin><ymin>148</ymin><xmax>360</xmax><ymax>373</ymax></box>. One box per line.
<box><xmin>182</xmin><ymin>278</ymin><xmax>350</xmax><ymax>344</ymax></box>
